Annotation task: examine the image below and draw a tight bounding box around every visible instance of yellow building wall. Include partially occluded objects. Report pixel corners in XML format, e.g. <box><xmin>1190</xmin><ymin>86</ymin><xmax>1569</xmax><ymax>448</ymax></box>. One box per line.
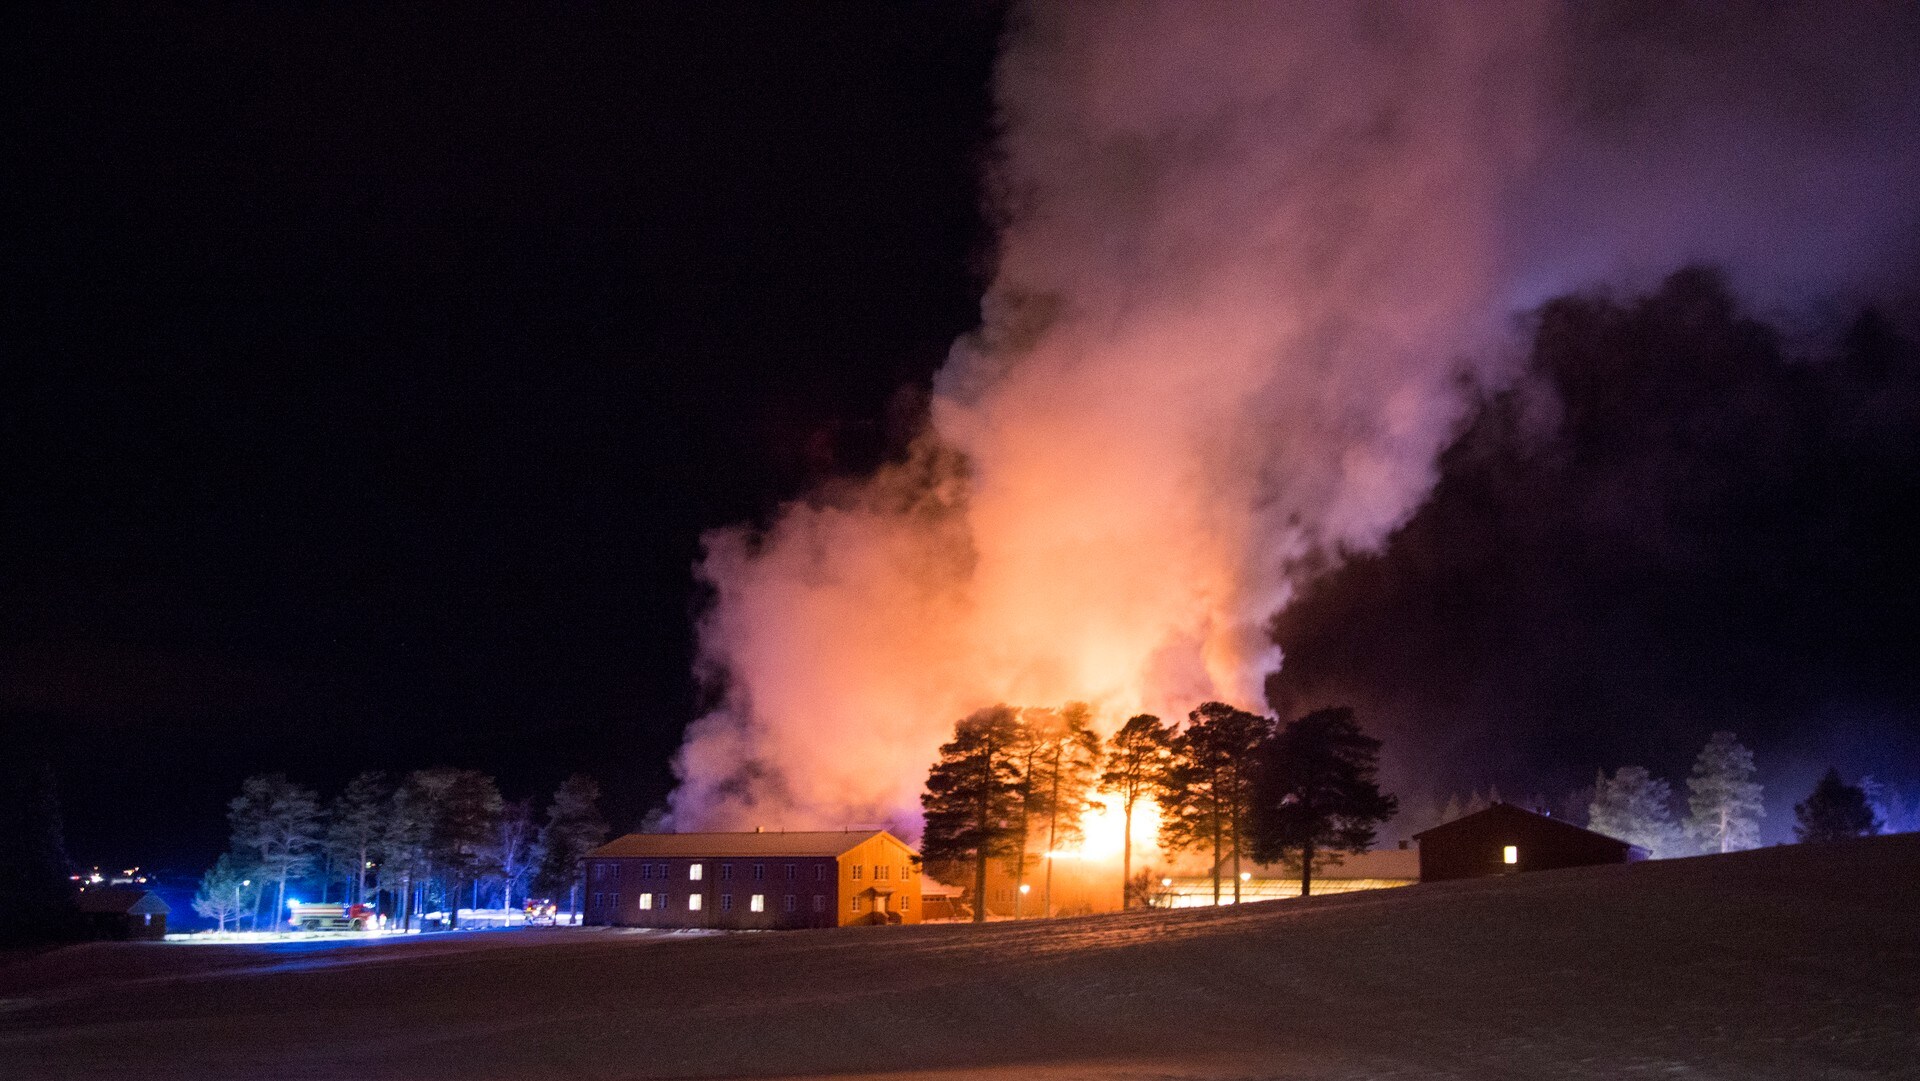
<box><xmin>835</xmin><ymin>833</ymin><xmax>921</xmax><ymax>926</ymax></box>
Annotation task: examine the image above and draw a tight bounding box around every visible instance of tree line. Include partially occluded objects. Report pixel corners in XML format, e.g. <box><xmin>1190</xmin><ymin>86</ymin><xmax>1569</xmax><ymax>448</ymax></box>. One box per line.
<box><xmin>193</xmin><ymin>769</ymin><xmax>608</xmax><ymax>933</ymax></box>
<box><xmin>920</xmin><ymin>701</ymin><xmax>1397</xmax><ymax>922</ymax></box>
<box><xmin>1402</xmin><ymin>731</ymin><xmax>1904</xmax><ymax>859</ymax></box>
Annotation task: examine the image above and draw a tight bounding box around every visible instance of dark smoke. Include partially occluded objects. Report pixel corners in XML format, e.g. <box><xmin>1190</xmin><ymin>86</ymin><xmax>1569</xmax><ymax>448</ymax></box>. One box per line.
<box><xmin>1268</xmin><ymin>268</ymin><xmax>1920</xmax><ymax>841</ymax></box>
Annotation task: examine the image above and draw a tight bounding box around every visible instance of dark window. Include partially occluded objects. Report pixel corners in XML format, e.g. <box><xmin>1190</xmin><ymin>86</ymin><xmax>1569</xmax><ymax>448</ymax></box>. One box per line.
<box><xmin>815</xmin><ymin>865</ymin><xmax>827</xmax><ymax>882</ymax></box>
<box><xmin>721</xmin><ymin>863</ymin><xmax>733</xmax><ymax>880</ymax></box>
<box><xmin>721</xmin><ymin>894</ymin><xmax>733</xmax><ymax>912</ymax></box>
<box><xmin>753</xmin><ymin>863</ymin><xmax>765</xmax><ymax>881</ymax></box>
<box><xmin>785</xmin><ymin>864</ymin><xmax>796</xmax><ymax>880</ymax></box>
<box><xmin>784</xmin><ymin>894</ymin><xmax>796</xmax><ymax>912</ymax></box>
<box><xmin>813</xmin><ymin>895</ymin><xmax>825</xmax><ymax>913</ymax></box>
<box><xmin>609</xmin><ymin>892</ymin><xmax>620</xmax><ymax>911</ymax></box>
<box><xmin>591</xmin><ymin>892</ymin><xmax>603</xmax><ymax>910</ymax></box>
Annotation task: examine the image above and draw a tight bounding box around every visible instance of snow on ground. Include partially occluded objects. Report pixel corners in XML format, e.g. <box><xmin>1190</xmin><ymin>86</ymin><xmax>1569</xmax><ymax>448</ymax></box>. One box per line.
<box><xmin>2</xmin><ymin>834</ymin><xmax>1915</xmax><ymax>1080</ymax></box>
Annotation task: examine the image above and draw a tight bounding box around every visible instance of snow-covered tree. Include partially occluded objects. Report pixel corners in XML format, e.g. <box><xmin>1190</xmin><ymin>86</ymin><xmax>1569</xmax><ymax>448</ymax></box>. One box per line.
<box><xmin>227</xmin><ymin>773</ymin><xmax>324</xmax><ymax>924</ymax></box>
<box><xmin>1588</xmin><ymin>766</ymin><xmax>1683</xmax><ymax>858</ymax></box>
<box><xmin>1859</xmin><ymin>777</ymin><xmax>1916</xmax><ymax>836</ymax></box>
<box><xmin>1793</xmin><ymin>768</ymin><xmax>1881</xmax><ymax>842</ymax></box>
<box><xmin>191</xmin><ymin>853</ymin><xmax>254</xmax><ymax>932</ymax></box>
<box><xmin>1685</xmin><ymin>732</ymin><xmax>1764</xmax><ymax>854</ymax></box>
<box><xmin>487</xmin><ymin>798</ymin><xmax>543</xmax><ymax>920</ymax></box>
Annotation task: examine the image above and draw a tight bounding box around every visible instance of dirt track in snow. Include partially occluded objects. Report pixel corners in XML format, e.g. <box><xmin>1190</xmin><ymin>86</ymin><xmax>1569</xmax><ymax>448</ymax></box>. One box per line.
<box><xmin>2</xmin><ymin>833</ymin><xmax>1916</xmax><ymax>1080</ymax></box>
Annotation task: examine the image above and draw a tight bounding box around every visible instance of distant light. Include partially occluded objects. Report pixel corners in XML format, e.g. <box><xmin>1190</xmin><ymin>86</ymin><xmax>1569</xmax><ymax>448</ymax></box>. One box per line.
<box><xmin>1018</xmin><ymin>884</ymin><xmax>1030</xmax><ymax>895</ymax></box>
<box><xmin>1161</xmin><ymin>877</ymin><xmax>1173</xmax><ymax>887</ymax></box>
<box><xmin>287</xmin><ymin>898</ymin><xmax>301</xmax><ymax>908</ymax></box>
<box><xmin>1503</xmin><ymin>845</ymin><xmax>1518</xmax><ymax>865</ymax></box>
<box><xmin>1240</xmin><ymin>872</ymin><xmax>1251</xmax><ymax>882</ymax></box>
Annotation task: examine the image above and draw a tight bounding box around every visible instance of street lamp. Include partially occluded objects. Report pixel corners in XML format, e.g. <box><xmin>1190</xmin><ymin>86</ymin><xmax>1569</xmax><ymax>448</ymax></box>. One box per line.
<box><xmin>236</xmin><ymin>879</ymin><xmax>251</xmax><ymax>934</ymax></box>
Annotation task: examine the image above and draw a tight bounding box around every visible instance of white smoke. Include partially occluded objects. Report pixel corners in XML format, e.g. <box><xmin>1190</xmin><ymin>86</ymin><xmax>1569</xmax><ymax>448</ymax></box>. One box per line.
<box><xmin>668</xmin><ymin>1</ymin><xmax>1920</xmax><ymax>833</ymax></box>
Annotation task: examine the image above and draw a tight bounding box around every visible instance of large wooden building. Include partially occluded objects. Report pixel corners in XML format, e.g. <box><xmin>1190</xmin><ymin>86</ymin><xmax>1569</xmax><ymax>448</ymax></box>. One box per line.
<box><xmin>583</xmin><ymin>829</ymin><xmax>921</xmax><ymax>930</ymax></box>
<box><xmin>1413</xmin><ymin>802</ymin><xmax>1648</xmax><ymax>882</ymax></box>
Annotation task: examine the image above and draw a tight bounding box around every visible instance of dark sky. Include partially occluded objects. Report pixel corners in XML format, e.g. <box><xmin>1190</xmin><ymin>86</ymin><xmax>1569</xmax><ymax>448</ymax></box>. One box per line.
<box><xmin>5</xmin><ymin>3</ymin><xmax>1001</xmax><ymax>870</ymax></box>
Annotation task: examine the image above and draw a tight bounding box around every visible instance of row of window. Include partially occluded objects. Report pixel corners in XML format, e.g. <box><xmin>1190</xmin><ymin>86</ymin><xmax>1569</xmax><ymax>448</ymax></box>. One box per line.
<box><xmin>849</xmin><ymin>864</ymin><xmax>910</xmax><ymax>881</ymax></box>
<box><xmin>588</xmin><ymin>892</ymin><xmax>914</xmax><ymax>916</ymax></box>
<box><xmin>595</xmin><ymin>862</ymin><xmax>838</xmax><ymax>883</ymax></box>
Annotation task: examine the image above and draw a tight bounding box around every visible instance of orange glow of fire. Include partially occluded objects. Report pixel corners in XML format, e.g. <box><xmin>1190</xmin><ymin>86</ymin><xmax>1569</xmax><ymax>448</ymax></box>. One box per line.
<box><xmin>1065</xmin><ymin>790</ymin><xmax>1163</xmax><ymax>863</ymax></box>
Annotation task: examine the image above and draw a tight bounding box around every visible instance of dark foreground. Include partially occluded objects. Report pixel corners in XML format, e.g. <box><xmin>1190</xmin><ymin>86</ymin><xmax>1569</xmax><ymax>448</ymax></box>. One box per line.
<box><xmin>3</xmin><ymin>834</ymin><xmax>1917</xmax><ymax>1080</ymax></box>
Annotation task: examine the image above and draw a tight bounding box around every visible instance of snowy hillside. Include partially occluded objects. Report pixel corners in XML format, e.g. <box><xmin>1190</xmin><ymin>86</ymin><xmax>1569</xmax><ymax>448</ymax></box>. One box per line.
<box><xmin>3</xmin><ymin>834</ymin><xmax>1916</xmax><ymax>1080</ymax></box>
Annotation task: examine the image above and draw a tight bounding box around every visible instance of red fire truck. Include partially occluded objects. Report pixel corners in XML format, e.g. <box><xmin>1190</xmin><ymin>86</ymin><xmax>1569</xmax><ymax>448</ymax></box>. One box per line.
<box><xmin>288</xmin><ymin>902</ymin><xmax>378</xmax><ymax>931</ymax></box>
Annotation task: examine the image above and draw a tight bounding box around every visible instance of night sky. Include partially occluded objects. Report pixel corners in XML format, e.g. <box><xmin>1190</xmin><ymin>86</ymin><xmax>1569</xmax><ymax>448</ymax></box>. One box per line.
<box><xmin>6</xmin><ymin>3</ymin><xmax>1000</xmax><ymax>869</ymax></box>
<box><xmin>8</xmin><ymin>3</ymin><xmax>1918</xmax><ymax>876</ymax></box>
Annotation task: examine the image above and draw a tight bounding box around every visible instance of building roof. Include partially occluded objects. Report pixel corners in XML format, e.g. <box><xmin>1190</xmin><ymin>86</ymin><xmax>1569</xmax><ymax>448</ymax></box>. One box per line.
<box><xmin>586</xmin><ymin>829</ymin><xmax>913</xmax><ymax>860</ymax></box>
<box><xmin>1412</xmin><ymin>801</ymin><xmax>1648</xmax><ymax>856</ymax></box>
<box><xmin>75</xmin><ymin>887</ymin><xmax>170</xmax><ymax>915</ymax></box>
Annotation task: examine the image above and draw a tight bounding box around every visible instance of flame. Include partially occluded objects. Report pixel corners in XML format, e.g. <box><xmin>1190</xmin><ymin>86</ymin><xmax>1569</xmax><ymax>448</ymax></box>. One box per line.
<box><xmin>1073</xmin><ymin>792</ymin><xmax>1163</xmax><ymax>863</ymax></box>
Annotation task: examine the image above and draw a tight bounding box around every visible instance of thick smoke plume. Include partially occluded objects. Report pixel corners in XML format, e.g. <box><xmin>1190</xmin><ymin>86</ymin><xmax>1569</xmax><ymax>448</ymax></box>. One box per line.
<box><xmin>670</xmin><ymin>1</ymin><xmax>1920</xmax><ymax>833</ymax></box>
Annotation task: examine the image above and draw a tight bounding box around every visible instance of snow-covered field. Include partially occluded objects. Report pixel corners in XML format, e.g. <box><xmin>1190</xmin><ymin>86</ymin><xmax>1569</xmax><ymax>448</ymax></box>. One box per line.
<box><xmin>2</xmin><ymin>834</ymin><xmax>1915</xmax><ymax>1080</ymax></box>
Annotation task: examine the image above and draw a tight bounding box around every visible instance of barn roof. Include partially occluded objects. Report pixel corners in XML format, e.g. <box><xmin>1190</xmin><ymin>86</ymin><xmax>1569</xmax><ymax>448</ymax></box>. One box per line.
<box><xmin>75</xmin><ymin>887</ymin><xmax>170</xmax><ymax>915</ymax></box>
<box><xmin>587</xmin><ymin>829</ymin><xmax>912</xmax><ymax>859</ymax></box>
<box><xmin>1412</xmin><ymin>801</ymin><xmax>1648</xmax><ymax>856</ymax></box>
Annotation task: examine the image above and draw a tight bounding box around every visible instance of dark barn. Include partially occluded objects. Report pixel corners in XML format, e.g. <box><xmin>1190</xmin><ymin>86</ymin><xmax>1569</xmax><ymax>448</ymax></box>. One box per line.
<box><xmin>1413</xmin><ymin>803</ymin><xmax>1648</xmax><ymax>882</ymax></box>
<box><xmin>74</xmin><ymin>887</ymin><xmax>170</xmax><ymax>940</ymax></box>
<box><xmin>583</xmin><ymin>829</ymin><xmax>921</xmax><ymax>930</ymax></box>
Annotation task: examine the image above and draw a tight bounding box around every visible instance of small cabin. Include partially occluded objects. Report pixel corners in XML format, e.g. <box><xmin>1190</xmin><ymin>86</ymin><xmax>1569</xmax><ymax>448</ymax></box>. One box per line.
<box><xmin>1413</xmin><ymin>802</ymin><xmax>1648</xmax><ymax>882</ymax></box>
<box><xmin>75</xmin><ymin>886</ymin><xmax>170</xmax><ymax>940</ymax></box>
<box><xmin>582</xmin><ymin>829</ymin><xmax>920</xmax><ymax>930</ymax></box>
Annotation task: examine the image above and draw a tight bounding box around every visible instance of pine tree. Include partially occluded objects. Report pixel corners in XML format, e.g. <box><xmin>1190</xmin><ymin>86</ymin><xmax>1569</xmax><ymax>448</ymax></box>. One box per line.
<box><xmin>920</xmin><ymin>705</ymin><xmax>1027</xmax><ymax>923</ymax></box>
<box><xmin>1587</xmin><ymin>766</ymin><xmax>1682</xmax><ymax>858</ymax></box>
<box><xmin>1023</xmin><ymin>702</ymin><xmax>1101</xmax><ymax>917</ymax></box>
<box><xmin>1793</xmin><ymin>768</ymin><xmax>1881</xmax><ymax>842</ymax></box>
<box><xmin>227</xmin><ymin>773</ymin><xmax>324</xmax><ymax>924</ymax></box>
<box><xmin>1101</xmin><ymin>713</ymin><xmax>1173</xmax><ymax>909</ymax></box>
<box><xmin>1248</xmin><ymin>707</ymin><xmax>1396</xmax><ymax>897</ymax></box>
<box><xmin>1159</xmin><ymin>702</ymin><xmax>1269</xmax><ymax>904</ymax></box>
<box><xmin>326</xmin><ymin>771</ymin><xmax>391</xmax><ymax>907</ymax></box>
<box><xmin>1685</xmin><ymin>731</ymin><xmax>1764</xmax><ymax>854</ymax></box>
<box><xmin>380</xmin><ymin>783</ymin><xmax>433</xmax><ymax>930</ymax></box>
<box><xmin>536</xmin><ymin>774</ymin><xmax>609</xmax><ymax>924</ymax></box>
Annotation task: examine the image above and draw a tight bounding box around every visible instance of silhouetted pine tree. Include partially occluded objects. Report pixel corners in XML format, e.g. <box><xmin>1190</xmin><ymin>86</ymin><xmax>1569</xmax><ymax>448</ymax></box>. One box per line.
<box><xmin>1248</xmin><ymin>707</ymin><xmax>1396</xmax><ymax>897</ymax></box>
<box><xmin>921</xmin><ymin>705</ymin><xmax>1027</xmax><ymax>923</ymax></box>
<box><xmin>1794</xmin><ymin>768</ymin><xmax>1881</xmax><ymax>843</ymax></box>
<box><xmin>1159</xmin><ymin>702</ymin><xmax>1269</xmax><ymax>904</ymax></box>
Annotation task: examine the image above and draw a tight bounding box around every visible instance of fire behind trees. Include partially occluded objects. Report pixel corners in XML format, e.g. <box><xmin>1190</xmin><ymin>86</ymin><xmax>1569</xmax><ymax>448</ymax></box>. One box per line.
<box><xmin>920</xmin><ymin>701</ymin><xmax>1397</xmax><ymax>918</ymax></box>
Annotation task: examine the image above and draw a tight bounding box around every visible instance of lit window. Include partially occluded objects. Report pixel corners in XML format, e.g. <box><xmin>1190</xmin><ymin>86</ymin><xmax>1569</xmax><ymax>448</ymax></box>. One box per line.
<box><xmin>689</xmin><ymin>863</ymin><xmax>704</xmax><ymax>881</ymax></box>
<box><xmin>784</xmin><ymin>894</ymin><xmax>796</xmax><ymax>912</ymax></box>
<box><xmin>750</xmin><ymin>894</ymin><xmax>765</xmax><ymax>912</ymax></box>
<box><xmin>721</xmin><ymin>894</ymin><xmax>733</xmax><ymax>911</ymax></box>
<box><xmin>1503</xmin><ymin>845</ymin><xmax>1519</xmax><ymax>865</ymax></box>
<box><xmin>851</xmin><ymin>896</ymin><xmax>862</xmax><ymax>912</ymax></box>
<box><xmin>689</xmin><ymin>894</ymin><xmax>703</xmax><ymax>911</ymax></box>
<box><xmin>852</xmin><ymin>865</ymin><xmax>863</xmax><ymax>880</ymax></box>
<box><xmin>640</xmin><ymin>893</ymin><xmax>653</xmax><ymax>910</ymax></box>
